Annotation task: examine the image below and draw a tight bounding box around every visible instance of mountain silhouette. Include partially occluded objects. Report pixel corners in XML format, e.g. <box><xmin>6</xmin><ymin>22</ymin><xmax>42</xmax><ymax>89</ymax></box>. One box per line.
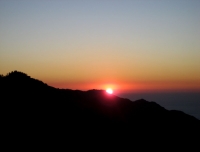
<box><xmin>1</xmin><ymin>71</ymin><xmax>200</xmax><ymax>146</ymax></box>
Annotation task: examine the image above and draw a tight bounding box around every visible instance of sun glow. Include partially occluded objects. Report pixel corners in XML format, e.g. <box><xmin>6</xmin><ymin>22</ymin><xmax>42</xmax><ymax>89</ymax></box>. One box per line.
<box><xmin>106</xmin><ymin>88</ymin><xmax>113</xmax><ymax>94</ymax></box>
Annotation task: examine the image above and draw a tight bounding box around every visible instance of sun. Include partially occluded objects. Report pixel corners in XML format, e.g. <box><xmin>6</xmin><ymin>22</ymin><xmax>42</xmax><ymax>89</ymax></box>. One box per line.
<box><xmin>106</xmin><ymin>88</ymin><xmax>113</xmax><ymax>94</ymax></box>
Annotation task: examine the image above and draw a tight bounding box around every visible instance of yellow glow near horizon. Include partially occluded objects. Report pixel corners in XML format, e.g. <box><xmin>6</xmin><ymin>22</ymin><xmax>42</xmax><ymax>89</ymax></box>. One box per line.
<box><xmin>1</xmin><ymin>1</ymin><xmax>200</xmax><ymax>93</ymax></box>
<box><xmin>106</xmin><ymin>88</ymin><xmax>113</xmax><ymax>94</ymax></box>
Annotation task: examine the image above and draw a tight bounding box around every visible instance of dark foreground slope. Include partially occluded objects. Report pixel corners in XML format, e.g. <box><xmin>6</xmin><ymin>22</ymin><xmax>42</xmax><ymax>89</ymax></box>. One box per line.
<box><xmin>1</xmin><ymin>71</ymin><xmax>200</xmax><ymax>145</ymax></box>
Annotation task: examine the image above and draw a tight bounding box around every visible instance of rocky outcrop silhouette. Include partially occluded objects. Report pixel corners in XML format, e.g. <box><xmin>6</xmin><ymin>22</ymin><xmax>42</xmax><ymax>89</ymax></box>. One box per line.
<box><xmin>1</xmin><ymin>71</ymin><xmax>200</xmax><ymax>145</ymax></box>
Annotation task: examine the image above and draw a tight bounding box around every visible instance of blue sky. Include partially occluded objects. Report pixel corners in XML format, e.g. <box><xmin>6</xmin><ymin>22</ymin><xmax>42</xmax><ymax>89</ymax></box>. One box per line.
<box><xmin>1</xmin><ymin>0</ymin><xmax>200</xmax><ymax>91</ymax></box>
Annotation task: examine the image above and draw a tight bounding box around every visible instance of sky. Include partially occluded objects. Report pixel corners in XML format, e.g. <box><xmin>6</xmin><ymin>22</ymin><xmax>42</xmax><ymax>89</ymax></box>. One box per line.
<box><xmin>1</xmin><ymin>0</ymin><xmax>200</xmax><ymax>93</ymax></box>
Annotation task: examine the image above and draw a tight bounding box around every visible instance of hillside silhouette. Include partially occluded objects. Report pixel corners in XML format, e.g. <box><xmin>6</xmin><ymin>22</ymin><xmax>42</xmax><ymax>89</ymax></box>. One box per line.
<box><xmin>1</xmin><ymin>71</ymin><xmax>200</xmax><ymax>145</ymax></box>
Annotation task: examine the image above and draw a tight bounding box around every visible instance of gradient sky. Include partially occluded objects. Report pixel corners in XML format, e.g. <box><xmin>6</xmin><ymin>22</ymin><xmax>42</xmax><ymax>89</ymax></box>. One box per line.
<box><xmin>1</xmin><ymin>0</ymin><xmax>200</xmax><ymax>93</ymax></box>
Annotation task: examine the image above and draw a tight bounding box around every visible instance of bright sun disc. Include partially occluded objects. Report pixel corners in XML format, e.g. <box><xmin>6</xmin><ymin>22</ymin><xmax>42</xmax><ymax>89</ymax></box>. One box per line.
<box><xmin>106</xmin><ymin>88</ymin><xmax>113</xmax><ymax>94</ymax></box>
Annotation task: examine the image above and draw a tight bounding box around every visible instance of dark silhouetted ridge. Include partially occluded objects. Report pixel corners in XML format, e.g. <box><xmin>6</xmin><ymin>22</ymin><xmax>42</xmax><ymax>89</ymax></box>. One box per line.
<box><xmin>1</xmin><ymin>71</ymin><xmax>200</xmax><ymax>146</ymax></box>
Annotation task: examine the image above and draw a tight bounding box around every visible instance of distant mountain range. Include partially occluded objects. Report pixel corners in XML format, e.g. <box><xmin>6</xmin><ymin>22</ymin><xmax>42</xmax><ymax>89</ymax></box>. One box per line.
<box><xmin>1</xmin><ymin>71</ymin><xmax>200</xmax><ymax>145</ymax></box>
